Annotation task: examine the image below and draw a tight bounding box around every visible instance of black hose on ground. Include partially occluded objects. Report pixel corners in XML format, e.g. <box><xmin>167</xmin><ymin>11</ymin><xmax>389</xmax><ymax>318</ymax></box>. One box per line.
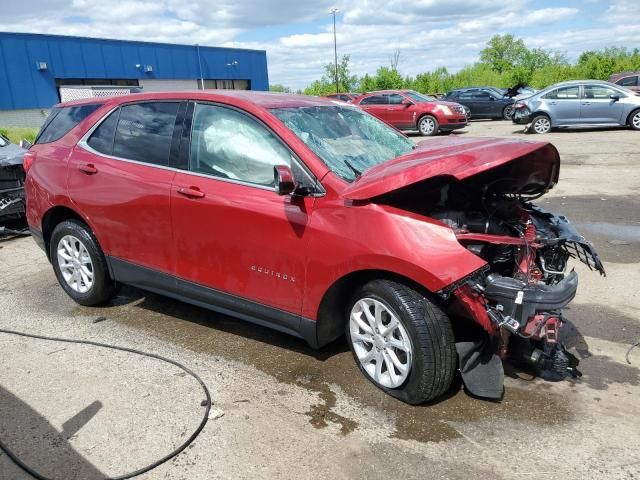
<box><xmin>0</xmin><ymin>328</ymin><xmax>212</xmax><ymax>480</ymax></box>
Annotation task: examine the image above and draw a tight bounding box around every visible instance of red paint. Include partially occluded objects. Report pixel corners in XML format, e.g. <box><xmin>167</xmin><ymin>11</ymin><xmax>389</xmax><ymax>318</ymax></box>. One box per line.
<box><xmin>340</xmin><ymin>136</ymin><xmax>560</xmax><ymax>201</ymax></box>
<box><xmin>452</xmin><ymin>284</ymin><xmax>497</xmax><ymax>335</ymax></box>
<box><xmin>353</xmin><ymin>90</ymin><xmax>467</xmax><ymax>132</ymax></box>
<box><xmin>25</xmin><ymin>90</ymin><xmax>558</xmax><ymax>325</ymax></box>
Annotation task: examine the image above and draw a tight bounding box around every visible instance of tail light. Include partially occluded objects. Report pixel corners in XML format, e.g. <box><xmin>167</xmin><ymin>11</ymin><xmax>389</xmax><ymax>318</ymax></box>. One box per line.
<box><xmin>22</xmin><ymin>151</ymin><xmax>36</xmax><ymax>173</ymax></box>
<box><xmin>513</xmin><ymin>102</ymin><xmax>527</xmax><ymax>110</ymax></box>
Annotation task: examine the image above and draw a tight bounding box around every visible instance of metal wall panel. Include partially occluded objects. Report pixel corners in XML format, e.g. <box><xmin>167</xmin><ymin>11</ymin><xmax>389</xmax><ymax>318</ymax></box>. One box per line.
<box><xmin>0</xmin><ymin>32</ymin><xmax>269</xmax><ymax>111</ymax></box>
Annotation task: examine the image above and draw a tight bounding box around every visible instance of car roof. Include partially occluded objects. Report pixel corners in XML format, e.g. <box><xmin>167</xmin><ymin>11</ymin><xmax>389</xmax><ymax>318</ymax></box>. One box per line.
<box><xmin>56</xmin><ymin>90</ymin><xmax>341</xmax><ymax>109</ymax></box>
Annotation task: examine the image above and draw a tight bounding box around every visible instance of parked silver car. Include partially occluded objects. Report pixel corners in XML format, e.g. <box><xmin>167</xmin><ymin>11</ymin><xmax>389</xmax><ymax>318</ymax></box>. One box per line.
<box><xmin>512</xmin><ymin>80</ymin><xmax>640</xmax><ymax>134</ymax></box>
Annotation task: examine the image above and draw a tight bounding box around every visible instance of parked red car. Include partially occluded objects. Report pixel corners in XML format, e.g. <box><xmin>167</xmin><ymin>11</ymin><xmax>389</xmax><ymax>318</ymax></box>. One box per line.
<box><xmin>354</xmin><ymin>90</ymin><xmax>468</xmax><ymax>135</ymax></box>
<box><xmin>25</xmin><ymin>91</ymin><xmax>603</xmax><ymax>404</ymax></box>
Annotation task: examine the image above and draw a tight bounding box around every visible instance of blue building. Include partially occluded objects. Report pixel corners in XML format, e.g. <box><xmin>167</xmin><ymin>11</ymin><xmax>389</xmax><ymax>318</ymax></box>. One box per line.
<box><xmin>0</xmin><ymin>32</ymin><xmax>269</xmax><ymax>127</ymax></box>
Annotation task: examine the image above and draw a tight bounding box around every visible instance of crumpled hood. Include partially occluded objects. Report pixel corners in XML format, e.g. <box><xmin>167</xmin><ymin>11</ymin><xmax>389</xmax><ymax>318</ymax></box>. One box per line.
<box><xmin>340</xmin><ymin>137</ymin><xmax>560</xmax><ymax>201</ymax></box>
<box><xmin>0</xmin><ymin>143</ymin><xmax>26</xmax><ymax>167</ymax></box>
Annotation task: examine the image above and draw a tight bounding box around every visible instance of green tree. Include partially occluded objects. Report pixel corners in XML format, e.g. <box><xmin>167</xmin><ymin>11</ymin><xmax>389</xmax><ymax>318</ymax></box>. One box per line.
<box><xmin>269</xmin><ymin>84</ymin><xmax>292</xmax><ymax>93</ymax></box>
<box><xmin>480</xmin><ymin>34</ymin><xmax>529</xmax><ymax>74</ymax></box>
<box><xmin>303</xmin><ymin>54</ymin><xmax>358</xmax><ymax>95</ymax></box>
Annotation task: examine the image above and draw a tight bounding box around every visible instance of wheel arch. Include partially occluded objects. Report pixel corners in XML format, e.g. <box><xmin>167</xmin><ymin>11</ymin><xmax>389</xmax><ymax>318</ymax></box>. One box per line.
<box><xmin>314</xmin><ymin>268</ymin><xmax>436</xmax><ymax>348</ymax></box>
<box><xmin>41</xmin><ymin>206</ymin><xmax>99</xmax><ymax>261</ymax></box>
<box><xmin>626</xmin><ymin>107</ymin><xmax>640</xmax><ymax>127</ymax></box>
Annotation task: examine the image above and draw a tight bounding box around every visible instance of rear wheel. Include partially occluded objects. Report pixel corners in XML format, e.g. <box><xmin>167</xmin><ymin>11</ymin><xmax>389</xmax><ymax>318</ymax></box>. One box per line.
<box><xmin>345</xmin><ymin>280</ymin><xmax>456</xmax><ymax>404</ymax></box>
<box><xmin>629</xmin><ymin>109</ymin><xmax>640</xmax><ymax>131</ymax></box>
<box><xmin>417</xmin><ymin>115</ymin><xmax>439</xmax><ymax>136</ymax></box>
<box><xmin>50</xmin><ymin>220</ymin><xmax>116</xmax><ymax>306</ymax></box>
<box><xmin>530</xmin><ymin>114</ymin><xmax>551</xmax><ymax>134</ymax></box>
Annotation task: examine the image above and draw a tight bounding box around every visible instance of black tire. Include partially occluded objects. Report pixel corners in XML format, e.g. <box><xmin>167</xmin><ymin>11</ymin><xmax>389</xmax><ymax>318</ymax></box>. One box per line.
<box><xmin>50</xmin><ymin>220</ymin><xmax>116</xmax><ymax>306</ymax></box>
<box><xmin>345</xmin><ymin>279</ymin><xmax>456</xmax><ymax>404</ymax></box>
<box><xmin>529</xmin><ymin>114</ymin><xmax>551</xmax><ymax>134</ymax></box>
<box><xmin>628</xmin><ymin>109</ymin><xmax>640</xmax><ymax>131</ymax></box>
<box><xmin>417</xmin><ymin>115</ymin><xmax>439</xmax><ymax>136</ymax></box>
<box><xmin>502</xmin><ymin>105</ymin><xmax>514</xmax><ymax>120</ymax></box>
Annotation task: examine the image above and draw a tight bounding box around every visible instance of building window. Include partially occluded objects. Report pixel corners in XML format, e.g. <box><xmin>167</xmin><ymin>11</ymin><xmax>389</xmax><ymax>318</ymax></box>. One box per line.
<box><xmin>55</xmin><ymin>79</ymin><xmax>140</xmax><ymax>87</ymax></box>
<box><xmin>197</xmin><ymin>79</ymin><xmax>251</xmax><ymax>90</ymax></box>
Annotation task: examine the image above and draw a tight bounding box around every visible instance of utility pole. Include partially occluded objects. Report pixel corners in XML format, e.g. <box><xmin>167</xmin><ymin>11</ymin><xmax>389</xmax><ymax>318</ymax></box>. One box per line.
<box><xmin>330</xmin><ymin>8</ymin><xmax>339</xmax><ymax>94</ymax></box>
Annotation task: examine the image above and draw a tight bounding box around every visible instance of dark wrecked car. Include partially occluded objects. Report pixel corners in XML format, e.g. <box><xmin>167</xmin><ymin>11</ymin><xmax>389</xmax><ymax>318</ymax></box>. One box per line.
<box><xmin>25</xmin><ymin>92</ymin><xmax>604</xmax><ymax>404</ymax></box>
<box><xmin>0</xmin><ymin>134</ymin><xmax>26</xmax><ymax>223</ymax></box>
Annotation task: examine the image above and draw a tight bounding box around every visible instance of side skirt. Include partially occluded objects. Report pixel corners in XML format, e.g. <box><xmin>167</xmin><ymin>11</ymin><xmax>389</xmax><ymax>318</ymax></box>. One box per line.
<box><xmin>107</xmin><ymin>256</ymin><xmax>319</xmax><ymax>348</ymax></box>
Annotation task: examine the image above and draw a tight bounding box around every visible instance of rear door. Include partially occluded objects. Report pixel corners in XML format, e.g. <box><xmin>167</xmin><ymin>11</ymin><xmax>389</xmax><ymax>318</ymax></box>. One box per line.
<box><xmin>170</xmin><ymin>102</ymin><xmax>317</xmax><ymax>316</ymax></box>
<box><xmin>542</xmin><ymin>86</ymin><xmax>581</xmax><ymax>125</ymax></box>
<box><xmin>69</xmin><ymin>101</ymin><xmax>183</xmax><ymax>273</ymax></box>
<box><xmin>580</xmin><ymin>84</ymin><xmax>627</xmax><ymax>124</ymax></box>
<box><xmin>358</xmin><ymin>95</ymin><xmax>391</xmax><ymax>123</ymax></box>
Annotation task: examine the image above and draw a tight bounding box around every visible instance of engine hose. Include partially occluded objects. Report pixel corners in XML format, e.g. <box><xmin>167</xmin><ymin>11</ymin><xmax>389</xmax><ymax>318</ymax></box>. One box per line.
<box><xmin>0</xmin><ymin>328</ymin><xmax>212</xmax><ymax>480</ymax></box>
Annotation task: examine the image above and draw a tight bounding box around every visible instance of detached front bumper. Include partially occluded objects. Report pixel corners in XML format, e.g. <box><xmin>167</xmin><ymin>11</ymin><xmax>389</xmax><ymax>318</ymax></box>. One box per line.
<box><xmin>512</xmin><ymin>106</ymin><xmax>532</xmax><ymax>125</ymax></box>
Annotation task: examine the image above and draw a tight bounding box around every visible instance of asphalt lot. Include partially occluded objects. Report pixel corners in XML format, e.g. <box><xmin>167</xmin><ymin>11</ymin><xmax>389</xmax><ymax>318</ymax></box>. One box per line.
<box><xmin>1</xmin><ymin>120</ymin><xmax>639</xmax><ymax>479</ymax></box>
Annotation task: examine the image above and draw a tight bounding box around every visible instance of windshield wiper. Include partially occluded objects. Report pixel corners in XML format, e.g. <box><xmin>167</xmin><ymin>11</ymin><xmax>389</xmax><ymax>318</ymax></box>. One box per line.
<box><xmin>343</xmin><ymin>159</ymin><xmax>362</xmax><ymax>179</ymax></box>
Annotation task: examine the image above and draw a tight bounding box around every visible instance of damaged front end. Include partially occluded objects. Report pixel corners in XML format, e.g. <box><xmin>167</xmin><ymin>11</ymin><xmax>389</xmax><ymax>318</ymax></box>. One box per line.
<box><xmin>352</xmin><ymin>137</ymin><xmax>604</xmax><ymax>398</ymax></box>
<box><xmin>433</xmin><ymin>167</ymin><xmax>604</xmax><ymax>398</ymax></box>
<box><xmin>0</xmin><ymin>135</ymin><xmax>27</xmax><ymax>224</ymax></box>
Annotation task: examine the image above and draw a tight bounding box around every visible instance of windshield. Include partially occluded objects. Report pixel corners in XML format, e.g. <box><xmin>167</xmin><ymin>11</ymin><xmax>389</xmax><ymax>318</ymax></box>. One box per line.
<box><xmin>271</xmin><ymin>105</ymin><xmax>414</xmax><ymax>182</ymax></box>
<box><xmin>405</xmin><ymin>91</ymin><xmax>436</xmax><ymax>102</ymax></box>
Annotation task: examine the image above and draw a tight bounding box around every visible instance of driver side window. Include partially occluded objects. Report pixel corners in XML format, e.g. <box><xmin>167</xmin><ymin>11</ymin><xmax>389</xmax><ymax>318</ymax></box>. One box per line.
<box><xmin>189</xmin><ymin>103</ymin><xmax>290</xmax><ymax>187</ymax></box>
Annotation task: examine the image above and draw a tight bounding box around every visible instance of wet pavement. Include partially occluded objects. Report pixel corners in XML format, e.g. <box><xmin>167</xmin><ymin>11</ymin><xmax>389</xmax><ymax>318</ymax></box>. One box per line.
<box><xmin>2</xmin><ymin>121</ymin><xmax>640</xmax><ymax>479</ymax></box>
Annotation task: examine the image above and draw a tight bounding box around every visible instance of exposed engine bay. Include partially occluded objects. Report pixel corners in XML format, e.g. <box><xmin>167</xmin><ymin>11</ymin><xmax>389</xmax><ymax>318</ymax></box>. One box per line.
<box><xmin>0</xmin><ymin>135</ymin><xmax>27</xmax><ymax>224</ymax></box>
<box><xmin>378</xmin><ymin>147</ymin><xmax>605</xmax><ymax>398</ymax></box>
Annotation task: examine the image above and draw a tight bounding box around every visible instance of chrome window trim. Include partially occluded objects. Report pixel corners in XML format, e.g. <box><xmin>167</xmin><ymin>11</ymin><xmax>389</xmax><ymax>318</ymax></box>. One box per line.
<box><xmin>77</xmin><ymin>100</ymin><xmax>326</xmax><ymax>197</ymax></box>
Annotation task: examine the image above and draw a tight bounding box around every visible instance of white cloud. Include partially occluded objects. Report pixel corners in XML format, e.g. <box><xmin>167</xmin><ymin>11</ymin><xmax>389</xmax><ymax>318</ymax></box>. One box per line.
<box><xmin>0</xmin><ymin>0</ymin><xmax>636</xmax><ymax>90</ymax></box>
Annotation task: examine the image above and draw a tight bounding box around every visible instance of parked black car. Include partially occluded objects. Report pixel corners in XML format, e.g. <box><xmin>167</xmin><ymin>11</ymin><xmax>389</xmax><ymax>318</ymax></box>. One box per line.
<box><xmin>443</xmin><ymin>87</ymin><xmax>515</xmax><ymax>120</ymax></box>
<box><xmin>0</xmin><ymin>134</ymin><xmax>26</xmax><ymax>223</ymax></box>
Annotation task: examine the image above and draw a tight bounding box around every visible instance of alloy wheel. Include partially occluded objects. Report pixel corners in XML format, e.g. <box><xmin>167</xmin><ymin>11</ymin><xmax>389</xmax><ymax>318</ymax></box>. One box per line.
<box><xmin>632</xmin><ymin>112</ymin><xmax>640</xmax><ymax>129</ymax></box>
<box><xmin>349</xmin><ymin>298</ymin><xmax>413</xmax><ymax>388</ymax></box>
<box><xmin>57</xmin><ymin>234</ymin><xmax>94</xmax><ymax>293</ymax></box>
<box><xmin>533</xmin><ymin>117</ymin><xmax>551</xmax><ymax>134</ymax></box>
<box><xmin>419</xmin><ymin>117</ymin><xmax>436</xmax><ymax>135</ymax></box>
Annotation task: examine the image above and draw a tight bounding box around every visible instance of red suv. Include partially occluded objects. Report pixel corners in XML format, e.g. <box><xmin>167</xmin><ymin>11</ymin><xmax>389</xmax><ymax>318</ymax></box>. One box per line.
<box><xmin>25</xmin><ymin>91</ymin><xmax>603</xmax><ymax>404</ymax></box>
<box><xmin>354</xmin><ymin>90</ymin><xmax>468</xmax><ymax>136</ymax></box>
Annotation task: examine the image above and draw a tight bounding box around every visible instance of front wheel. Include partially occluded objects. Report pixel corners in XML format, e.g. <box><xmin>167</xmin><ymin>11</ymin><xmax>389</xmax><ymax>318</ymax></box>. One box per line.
<box><xmin>530</xmin><ymin>114</ymin><xmax>552</xmax><ymax>134</ymax></box>
<box><xmin>418</xmin><ymin>115</ymin><xmax>439</xmax><ymax>136</ymax></box>
<box><xmin>629</xmin><ymin>109</ymin><xmax>640</xmax><ymax>130</ymax></box>
<box><xmin>50</xmin><ymin>220</ymin><xmax>117</xmax><ymax>306</ymax></box>
<box><xmin>346</xmin><ymin>280</ymin><xmax>456</xmax><ymax>404</ymax></box>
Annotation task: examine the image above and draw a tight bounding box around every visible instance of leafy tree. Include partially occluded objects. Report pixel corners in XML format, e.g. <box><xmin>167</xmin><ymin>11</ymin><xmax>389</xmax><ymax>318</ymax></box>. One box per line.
<box><xmin>269</xmin><ymin>84</ymin><xmax>292</xmax><ymax>93</ymax></box>
<box><xmin>480</xmin><ymin>34</ymin><xmax>529</xmax><ymax>74</ymax></box>
<box><xmin>303</xmin><ymin>54</ymin><xmax>358</xmax><ymax>95</ymax></box>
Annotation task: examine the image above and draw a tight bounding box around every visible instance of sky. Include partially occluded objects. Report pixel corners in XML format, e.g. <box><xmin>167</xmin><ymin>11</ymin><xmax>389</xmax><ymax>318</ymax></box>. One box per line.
<box><xmin>1</xmin><ymin>0</ymin><xmax>639</xmax><ymax>90</ymax></box>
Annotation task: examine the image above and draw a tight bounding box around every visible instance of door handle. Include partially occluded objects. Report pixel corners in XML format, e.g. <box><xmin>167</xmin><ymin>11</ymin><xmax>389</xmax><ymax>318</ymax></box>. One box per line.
<box><xmin>78</xmin><ymin>163</ymin><xmax>98</xmax><ymax>175</ymax></box>
<box><xmin>177</xmin><ymin>186</ymin><xmax>205</xmax><ymax>199</ymax></box>
<box><xmin>582</xmin><ymin>102</ymin><xmax>591</xmax><ymax>106</ymax></box>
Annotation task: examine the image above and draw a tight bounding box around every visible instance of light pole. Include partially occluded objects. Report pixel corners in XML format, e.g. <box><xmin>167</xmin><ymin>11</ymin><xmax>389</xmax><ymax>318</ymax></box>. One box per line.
<box><xmin>330</xmin><ymin>8</ymin><xmax>339</xmax><ymax>94</ymax></box>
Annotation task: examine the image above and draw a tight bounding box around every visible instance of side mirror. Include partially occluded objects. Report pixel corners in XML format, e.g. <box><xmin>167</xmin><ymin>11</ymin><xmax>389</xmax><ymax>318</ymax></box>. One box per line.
<box><xmin>401</xmin><ymin>99</ymin><xmax>413</xmax><ymax>107</ymax></box>
<box><xmin>274</xmin><ymin>165</ymin><xmax>296</xmax><ymax>195</ymax></box>
<box><xmin>610</xmin><ymin>94</ymin><xmax>620</xmax><ymax>102</ymax></box>
<box><xmin>19</xmin><ymin>139</ymin><xmax>33</xmax><ymax>149</ymax></box>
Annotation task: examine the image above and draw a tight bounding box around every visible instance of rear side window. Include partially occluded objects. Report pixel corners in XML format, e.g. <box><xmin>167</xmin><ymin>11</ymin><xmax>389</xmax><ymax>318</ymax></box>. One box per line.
<box><xmin>36</xmin><ymin>104</ymin><xmax>101</xmax><ymax>144</ymax></box>
<box><xmin>360</xmin><ymin>95</ymin><xmax>388</xmax><ymax>105</ymax></box>
<box><xmin>87</xmin><ymin>109</ymin><xmax>120</xmax><ymax>155</ymax></box>
<box><xmin>111</xmin><ymin>102</ymin><xmax>179</xmax><ymax>166</ymax></box>
<box><xmin>543</xmin><ymin>86</ymin><xmax>580</xmax><ymax>100</ymax></box>
<box><xmin>616</xmin><ymin>75</ymin><xmax>638</xmax><ymax>87</ymax></box>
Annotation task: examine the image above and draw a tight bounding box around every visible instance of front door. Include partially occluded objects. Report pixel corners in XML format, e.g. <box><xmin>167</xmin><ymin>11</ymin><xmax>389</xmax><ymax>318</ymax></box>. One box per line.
<box><xmin>68</xmin><ymin>101</ymin><xmax>182</xmax><ymax>273</ymax></box>
<box><xmin>171</xmin><ymin>102</ymin><xmax>315</xmax><ymax>315</ymax></box>
<box><xmin>580</xmin><ymin>84</ymin><xmax>626</xmax><ymax>124</ymax></box>
<box><xmin>385</xmin><ymin>93</ymin><xmax>415</xmax><ymax>128</ymax></box>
